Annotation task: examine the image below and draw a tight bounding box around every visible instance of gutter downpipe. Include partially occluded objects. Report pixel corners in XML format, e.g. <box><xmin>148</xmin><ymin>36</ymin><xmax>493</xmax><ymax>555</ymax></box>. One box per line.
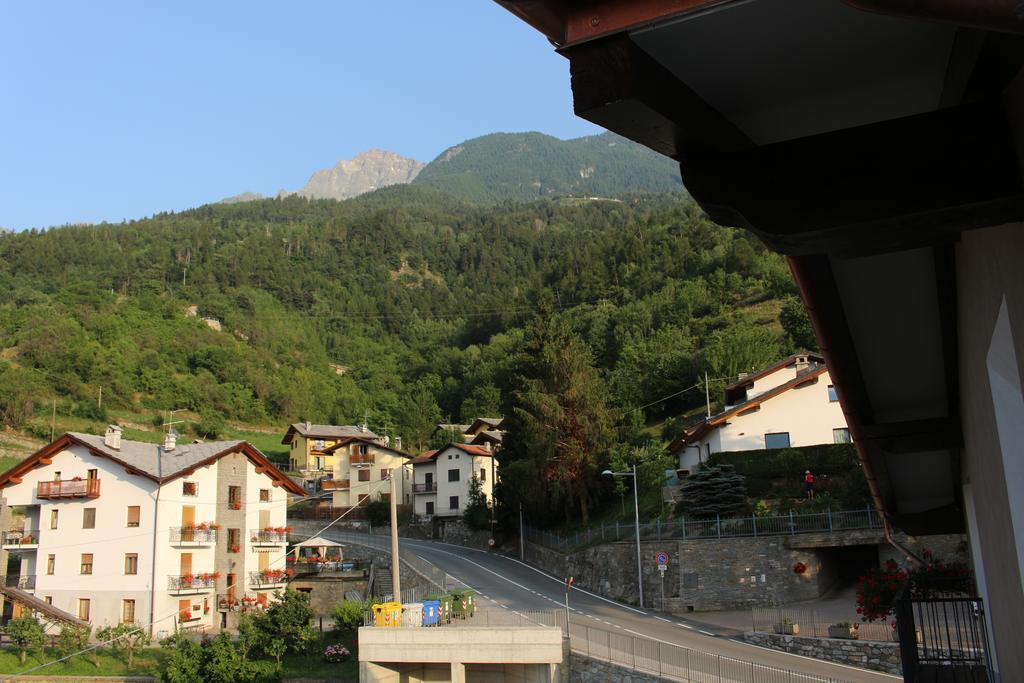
<box><xmin>149</xmin><ymin>449</ymin><xmax>163</xmax><ymax>634</ymax></box>
<box><xmin>788</xmin><ymin>256</ymin><xmax>924</xmax><ymax>566</ymax></box>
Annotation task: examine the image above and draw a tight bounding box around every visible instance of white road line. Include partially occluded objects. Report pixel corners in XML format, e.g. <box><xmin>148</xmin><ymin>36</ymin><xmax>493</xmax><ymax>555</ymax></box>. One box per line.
<box><xmin>698</xmin><ymin>630</ymin><xmax>715</xmax><ymax>636</ymax></box>
<box><xmin>655</xmin><ymin>616</ymin><xmax>672</xmax><ymax>623</ymax></box>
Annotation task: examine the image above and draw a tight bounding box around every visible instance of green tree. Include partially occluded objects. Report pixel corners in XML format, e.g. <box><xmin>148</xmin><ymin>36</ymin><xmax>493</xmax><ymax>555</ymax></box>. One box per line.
<box><xmin>263</xmin><ymin>589</ymin><xmax>316</xmax><ymax>655</ymax></box>
<box><xmin>97</xmin><ymin>622</ymin><xmax>150</xmax><ymax>670</ymax></box>
<box><xmin>463</xmin><ymin>474</ymin><xmax>491</xmax><ymax>531</ymax></box>
<box><xmin>56</xmin><ymin>624</ymin><xmax>94</xmax><ymax>668</ymax></box>
<box><xmin>679</xmin><ymin>464</ymin><xmax>748</xmax><ymax>518</ymax></box>
<box><xmin>365</xmin><ymin>499</ymin><xmax>390</xmax><ymax>528</ymax></box>
<box><xmin>331</xmin><ymin>599</ymin><xmax>367</xmax><ymax>634</ymax></box>
<box><xmin>780</xmin><ymin>296</ymin><xmax>818</xmax><ymax>351</ymax></box>
<box><xmin>160</xmin><ymin>634</ymin><xmax>203</xmax><ymax>683</ymax></box>
<box><xmin>236</xmin><ymin>612</ymin><xmax>269</xmax><ymax>661</ymax></box>
<box><xmin>703</xmin><ymin>321</ymin><xmax>783</xmax><ymax>382</ymax></box>
<box><xmin>4</xmin><ymin>615</ymin><xmax>46</xmax><ymax>665</ymax></box>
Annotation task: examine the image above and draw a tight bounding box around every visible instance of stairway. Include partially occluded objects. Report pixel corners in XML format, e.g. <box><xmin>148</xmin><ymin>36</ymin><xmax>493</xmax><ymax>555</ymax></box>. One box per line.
<box><xmin>373</xmin><ymin>563</ymin><xmax>393</xmax><ymax>599</ymax></box>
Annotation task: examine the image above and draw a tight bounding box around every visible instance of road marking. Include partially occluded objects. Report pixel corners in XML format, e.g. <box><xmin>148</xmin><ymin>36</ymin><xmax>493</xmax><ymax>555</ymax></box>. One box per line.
<box><xmin>698</xmin><ymin>630</ymin><xmax>716</xmax><ymax>636</ymax></box>
<box><xmin>655</xmin><ymin>616</ymin><xmax>672</xmax><ymax>623</ymax></box>
<box><xmin>676</xmin><ymin>623</ymin><xmax>693</xmax><ymax>630</ymax></box>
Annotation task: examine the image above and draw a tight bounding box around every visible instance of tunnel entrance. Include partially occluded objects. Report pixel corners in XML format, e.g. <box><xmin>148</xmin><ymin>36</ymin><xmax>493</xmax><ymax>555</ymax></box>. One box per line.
<box><xmin>819</xmin><ymin>544</ymin><xmax>880</xmax><ymax>590</ymax></box>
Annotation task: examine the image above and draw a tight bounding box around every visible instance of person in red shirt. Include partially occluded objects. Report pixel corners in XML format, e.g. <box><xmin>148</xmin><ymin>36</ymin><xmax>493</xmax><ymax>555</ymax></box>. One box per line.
<box><xmin>804</xmin><ymin>470</ymin><xmax>815</xmax><ymax>499</ymax></box>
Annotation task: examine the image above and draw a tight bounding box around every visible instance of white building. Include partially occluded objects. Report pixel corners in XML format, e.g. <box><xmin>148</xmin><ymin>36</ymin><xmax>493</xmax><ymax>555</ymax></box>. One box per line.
<box><xmin>670</xmin><ymin>353</ymin><xmax>849</xmax><ymax>472</ymax></box>
<box><xmin>0</xmin><ymin>427</ymin><xmax>304</xmax><ymax>635</ymax></box>
<box><xmin>411</xmin><ymin>444</ymin><xmax>496</xmax><ymax>519</ymax></box>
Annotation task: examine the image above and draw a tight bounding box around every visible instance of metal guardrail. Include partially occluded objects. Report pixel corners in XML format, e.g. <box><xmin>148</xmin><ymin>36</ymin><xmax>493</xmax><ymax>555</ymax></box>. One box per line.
<box><xmin>167</xmin><ymin>574</ymin><xmax>216</xmax><ymax>591</ymax></box>
<box><xmin>1</xmin><ymin>529</ymin><xmax>39</xmax><ymax>546</ymax></box>
<box><xmin>524</xmin><ymin>507</ymin><xmax>882</xmax><ymax>552</ymax></box>
<box><xmin>751</xmin><ymin>607</ymin><xmax>893</xmax><ymax>643</ymax></box>
<box><xmin>169</xmin><ymin>527</ymin><xmax>217</xmax><ymax>544</ymax></box>
<box><xmin>362</xmin><ymin>608</ymin><xmax>846</xmax><ymax>682</ymax></box>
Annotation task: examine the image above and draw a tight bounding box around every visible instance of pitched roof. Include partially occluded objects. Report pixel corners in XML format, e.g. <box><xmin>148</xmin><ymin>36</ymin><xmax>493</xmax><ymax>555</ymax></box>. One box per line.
<box><xmin>434</xmin><ymin>423</ymin><xmax>470</xmax><ymax>435</ymax></box>
<box><xmin>281</xmin><ymin>423</ymin><xmax>377</xmax><ymax>445</ymax></box>
<box><xmin>321</xmin><ymin>436</ymin><xmax>413</xmax><ymax>459</ymax></box>
<box><xmin>295</xmin><ymin>535</ymin><xmax>344</xmax><ymax>548</ymax></box>
<box><xmin>410</xmin><ymin>450</ymin><xmax>439</xmax><ymax>465</ymax></box>
<box><xmin>448</xmin><ymin>443</ymin><xmax>494</xmax><ymax>458</ymax></box>
<box><xmin>669</xmin><ymin>364</ymin><xmax>830</xmax><ymax>453</ymax></box>
<box><xmin>469</xmin><ymin>430</ymin><xmax>504</xmax><ymax>445</ymax></box>
<box><xmin>467</xmin><ymin>417</ymin><xmax>504</xmax><ymax>432</ymax></box>
<box><xmin>0</xmin><ymin>432</ymin><xmax>306</xmax><ymax>495</ymax></box>
<box><xmin>724</xmin><ymin>351</ymin><xmax>824</xmax><ymax>404</ymax></box>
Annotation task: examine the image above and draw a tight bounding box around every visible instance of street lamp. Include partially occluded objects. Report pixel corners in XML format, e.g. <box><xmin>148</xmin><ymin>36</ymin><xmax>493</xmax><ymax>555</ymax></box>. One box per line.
<box><xmin>602</xmin><ymin>464</ymin><xmax>643</xmax><ymax>608</ymax></box>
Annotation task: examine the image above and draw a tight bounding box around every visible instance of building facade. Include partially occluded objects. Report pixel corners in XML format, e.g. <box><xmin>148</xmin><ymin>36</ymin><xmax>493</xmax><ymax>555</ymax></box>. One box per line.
<box><xmin>0</xmin><ymin>427</ymin><xmax>304</xmax><ymax>636</ymax></box>
<box><xmin>670</xmin><ymin>353</ymin><xmax>849</xmax><ymax>472</ymax></box>
<box><xmin>282</xmin><ymin>422</ymin><xmax>378</xmax><ymax>479</ymax></box>
<box><xmin>411</xmin><ymin>444</ymin><xmax>496</xmax><ymax>519</ymax></box>
<box><xmin>323</xmin><ymin>437</ymin><xmax>412</xmax><ymax>509</ymax></box>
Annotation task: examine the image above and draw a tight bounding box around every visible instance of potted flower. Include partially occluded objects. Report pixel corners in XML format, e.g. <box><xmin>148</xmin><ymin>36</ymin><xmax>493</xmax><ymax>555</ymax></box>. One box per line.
<box><xmin>72</xmin><ymin>476</ymin><xmax>83</xmax><ymax>481</ymax></box>
<box><xmin>230</xmin><ymin>543</ymin><xmax>240</xmax><ymax>553</ymax></box>
<box><xmin>181</xmin><ymin>573</ymin><xmax>194</xmax><ymax>585</ymax></box>
<box><xmin>251</xmin><ymin>535</ymin><xmax>259</xmax><ymax>542</ymax></box>
<box><xmin>20</xmin><ymin>535</ymin><xmax>34</xmax><ymax>545</ymax></box>
<box><xmin>264</xmin><ymin>526</ymin><xmax>276</xmax><ymax>533</ymax></box>
<box><xmin>828</xmin><ymin>621</ymin><xmax>858</xmax><ymax>639</ymax></box>
<box><xmin>196</xmin><ymin>522</ymin><xmax>209</xmax><ymax>531</ymax></box>
<box><xmin>208</xmin><ymin>522</ymin><xmax>221</xmax><ymax>530</ymax></box>
<box><xmin>211</xmin><ymin>571</ymin><xmax>221</xmax><ymax>580</ymax></box>
<box><xmin>773</xmin><ymin>617</ymin><xmax>799</xmax><ymax>635</ymax></box>
<box><xmin>180</xmin><ymin>610</ymin><xmax>193</xmax><ymax>622</ymax></box>
<box><xmin>284</xmin><ymin>567</ymin><xmax>294</xmax><ymax>577</ymax></box>
<box><xmin>230</xmin><ymin>501</ymin><xmax>242</xmax><ymax>510</ymax></box>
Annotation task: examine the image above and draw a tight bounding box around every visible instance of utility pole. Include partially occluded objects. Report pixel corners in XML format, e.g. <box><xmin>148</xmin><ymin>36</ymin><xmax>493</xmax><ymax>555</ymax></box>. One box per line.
<box><xmin>519</xmin><ymin>503</ymin><xmax>525</xmax><ymax>561</ymax></box>
<box><xmin>389</xmin><ymin>472</ymin><xmax>401</xmax><ymax>600</ymax></box>
<box><xmin>50</xmin><ymin>400</ymin><xmax>56</xmax><ymax>441</ymax></box>
<box><xmin>97</xmin><ymin>386</ymin><xmax>102</xmax><ymax>411</ymax></box>
<box><xmin>705</xmin><ymin>371</ymin><xmax>711</xmax><ymax>418</ymax></box>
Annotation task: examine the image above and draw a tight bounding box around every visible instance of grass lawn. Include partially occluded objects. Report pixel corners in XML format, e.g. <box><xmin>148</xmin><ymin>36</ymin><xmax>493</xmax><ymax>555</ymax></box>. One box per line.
<box><xmin>225</xmin><ymin>427</ymin><xmax>290</xmax><ymax>464</ymax></box>
<box><xmin>0</xmin><ymin>645</ymin><xmax>168</xmax><ymax>676</ymax></box>
<box><xmin>280</xmin><ymin>632</ymin><xmax>359</xmax><ymax>681</ymax></box>
<box><xmin>0</xmin><ymin>455</ymin><xmax>23</xmax><ymax>473</ymax></box>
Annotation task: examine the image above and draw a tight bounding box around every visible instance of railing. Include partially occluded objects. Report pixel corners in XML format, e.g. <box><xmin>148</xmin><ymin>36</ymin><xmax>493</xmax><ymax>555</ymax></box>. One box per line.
<box><xmin>895</xmin><ymin>585</ymin><xmax>993</xmax><ymax>682</ymax></box>
<box><xmin>290</xmin><ymin>558</ymin><xmax>369</xmax><ymax>577</ymax></box>
<box><xmin>249</xmin><ymin>570</ymin><xmax>290</xmax><ymax>587</ymax></box>
<box><xmin>249</xmin><ymin>530</ymin><xmax>288</xmax><ymax>544</ymax></box>
<box><xmin>321</xmin><ymin>479</ymin><xmax>350</xmax><ymax>490</ymax></box>
<box><xmin>167</xmin><ymin>574</ymin><xmax>217</xmax><ymax>591</ymax></box>
<box><xmin>362</xmin><ymin>608</ymin><xmax>843</xmax><ymax>682</ymax></box>
<box><xmin>350</xmin><ymin>453</ymin><xmax>375</xmax><ymax>466</ymax></box>
<box><xmin>217</xmin><ymin>593</ymin><xmax>268</xmax><ymax>611</ymax></box>
<box><xmin>169</xmin><ymin>527</ymin><xmax>217</xmax><ymax>544</ymax></box>
<box><xmin>36</xmin><ymin>479</ymin><xmax>101</xmax><ymax>499</ymax></box>
<box><xmin>4</xmin><ymin>575</ymin><xmax>35</xmax><ymax>590</ymax></box>
<box><xmin>751</xmin><ymin>606</ymin><xmax>893</xmax><ymax>642</ymax></box>
<box><xmin>1</xmin><ymin>529</ymin><xmax>39</xmax><ymax>547</ymax></box>
<box><xmin>524</xmin><ymin>507</ymin><xmax>883</xmax><ymax>552</ymax></box>
<box><xmin>412</xmin><ymin>482</ymin><xmax>437</xmax><ymax>494</ymax></box>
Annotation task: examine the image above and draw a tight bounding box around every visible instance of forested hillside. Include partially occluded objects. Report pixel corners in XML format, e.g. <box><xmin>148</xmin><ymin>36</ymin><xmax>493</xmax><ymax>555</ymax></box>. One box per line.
<box><xmin>413</xmin><ymin>132</ymin><xmax>684</xmax><ymax>202</ymax></box>
<box><xmin>0</xmin><ymin>187</ymin><xmax>810</xmax><ymax>514</ymax></box>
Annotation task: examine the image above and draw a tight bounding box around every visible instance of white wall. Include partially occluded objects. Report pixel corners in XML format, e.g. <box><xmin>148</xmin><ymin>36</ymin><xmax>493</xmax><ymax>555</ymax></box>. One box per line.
<box><xmin>330</xmin><ymin>444</ymin><xmax>410</xmax><ymax>508</ymax></box>
<box><xmin>433</xmin><ymin>448</ymin><xmax>495</xmax><ymax>517</ymax></box>
<box><xmin>412</xmin><ymin>462</ymin><xmax>437</xmax><ymax>517</ymax></box>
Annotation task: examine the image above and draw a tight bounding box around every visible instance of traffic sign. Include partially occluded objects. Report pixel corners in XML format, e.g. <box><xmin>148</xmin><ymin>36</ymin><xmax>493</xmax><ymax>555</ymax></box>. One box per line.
<box><xmin>656</xmin><ymin>551</ymin><xmax>669</xmax><ymax>566</ymax></box>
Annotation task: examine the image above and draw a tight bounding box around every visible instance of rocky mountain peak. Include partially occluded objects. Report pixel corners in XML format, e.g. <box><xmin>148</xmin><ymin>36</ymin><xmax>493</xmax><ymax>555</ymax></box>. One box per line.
<box><xmin>292</xmin><ymin>149</ymin><xmax>425</xmax><ymax>201</ymax></box>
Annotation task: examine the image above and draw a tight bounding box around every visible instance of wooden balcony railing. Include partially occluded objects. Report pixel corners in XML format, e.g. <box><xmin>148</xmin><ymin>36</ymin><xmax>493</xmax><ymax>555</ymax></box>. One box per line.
<box><xmin>37</xmin><ymin>479</ymin><xmax>100</xmax><ymax>499</ymax></box>
<box><xmin>321</xmin><ymin>479</ymin><xmax>350</xmax><ymax>490</ymax></box>
<box><xmin>350</xmin><ymin>453</ymin><xmax>375</xmax><ymax>466</ymax></box>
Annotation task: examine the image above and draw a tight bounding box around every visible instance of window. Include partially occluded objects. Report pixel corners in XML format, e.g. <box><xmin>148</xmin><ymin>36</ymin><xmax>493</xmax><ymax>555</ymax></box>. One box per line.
<box><xmin>183</xmin><ymin>481</ymin><xmax>197</xmax><ymax>496</ymax></box>
<box><xmin>425</xmin><ymin>472</ymin><xmax>433</xmax><ymax>485</ymax></box>
<box><xmin>827</xmin><ymin>385</ymin><xmax>839</xmax><ymax>402</ymax></box>
<box><xmin>425</xmin><ymin>502</ymin><xmax>434</xmax><ymax>515</ymax></box>
<box><xmin>44</xmin><ymin>596</ymin><xmax>52</xmax><ymax>605</ymax></box>
<box><xmin>122</xmin><ymin>600</ymin><xmax>136</xmax><ymax>624</ymax></box>
<box><xmin>124</xmin><ymin>553</ymin><xmax>138</xmax><ymax>575</ymax></box>
<box><xmin>50</xmin><ymin>509</ymin><xmax>58</xmax><ymax>529</ymax></box>
<box><xmin>449</xmin><ymin>496</ymin><xmax>459</xmax><ymax>510</ymax></box>
<box><xmin>357</xmin><ymin>444</ymin><xmax>368</xmax><ymax>455</ymax></box>
<box><xmin>259</xmin><ymin>489</ymin><xmax>270</xmax><ymax>502</ymax></box>
<box><xmin>764</xmin><ymin>432</ymin><xmax>791</xmax><ymax>450</ymax></box>
<box><xmin>83</xmin><ymin>508</ymin><xmax>96</xmax><ymax>529</ymax></box>
<box><xmin>358</xmin><ymin>469</ymin><xmax>370</xmax><ymax>482</ymax></box>
<box><xmin>80</xmin><ymin>553</ymin><xmax>93</xmax><ymax>575</ymax></box>
<box><xmin>227</xmin><ymin>528</ymin><xmax>240</xmax><ymax>552</ymax></box>
<box><xmin>87</xmin><ymin>469</ymin><xmax>98</xmax><ymax>480</ymax></box>
<box><xmin>178</xmin><ymin>598</ymin><xmax>191</xmax><ymax>621</ymax></box>
<box><xmin>228</xmin><ymin>486</ymin><xmax>242</xmax><ymax>509</ymax></box>
<box><xmin>46</xmin><ymin>555</ymin><xmax>55</xmax><ymax>575</ymax></box>
<box><xmin>380</xmin><ymin>468</ymin><xmax>390</xmax><ymax>480</ymax></box>
<box><xmin>480</xmin><ymin>468</ymin><xmax>486</xmax><ymax>482</ymax></box>
<box><xmin>77</xmin><ymin>599</ymin><xmax>90</xmax><ymax>622</ymax></box>
<box><xmin>126</xmin><ymin>506</ymin><xmax>140</xmax><ymax>527</ymax></box>
<box><xmin>447</xmin><ymin>469</ymin><xmax>459</xmax><ymax>482</ymax></box>
<box><xmin>833</xmin><ymin>428</ymin><xmax>852</xmax><ymax>444</ymax></box>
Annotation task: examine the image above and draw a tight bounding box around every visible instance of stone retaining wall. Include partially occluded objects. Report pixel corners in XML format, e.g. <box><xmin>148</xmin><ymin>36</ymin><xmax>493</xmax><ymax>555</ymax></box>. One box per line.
<box><xmin>743</xmin><ymin>631</ymin><xmax>902</xmax><ymax>675</ymax></box>
<box><xmin>570</xmin><ymin>654</ymin><xmax>666</xmax><ymax>682</ymax></box>
<box><xmin>439</xmin><ymin>519</ymin><xmax>492</xmax><ymax>550</ymax></box>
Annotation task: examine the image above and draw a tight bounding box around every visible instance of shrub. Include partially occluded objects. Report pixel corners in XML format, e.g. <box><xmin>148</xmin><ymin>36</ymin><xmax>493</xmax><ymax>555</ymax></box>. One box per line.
<box><xmin>324</xmin><ymin>644</ymin><xmax>351</xmax><ymax>663</ymax></box>
<box><xmin>332</xmin><ymin>599</ymin><xmax>367</xmax><ymax>633</ymax></box>
<box><xmin>678</xmin><ymin>464</ymin><xmax>747</xmax><ymax>518</ymax></box>
<box><xmin>365</xmin><ymin>499</ymin><xmax>389</xmax><ymax>528</ymax></box>
<box><xmin>856</xmin><ymin>550</ymin><xmax>973</xmax><ymax>624</ymax></box>
<box><xmin>4</xmin><ymin>615</ymin><xmax>46</xmax><ymax>665</ymax></box>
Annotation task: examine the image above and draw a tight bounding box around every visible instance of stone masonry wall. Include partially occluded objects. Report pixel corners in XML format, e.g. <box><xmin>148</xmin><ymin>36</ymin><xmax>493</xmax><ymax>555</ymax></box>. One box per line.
<box><xmin>743</xmin><ymin>632</ymin><xmax>902</xmax><ymax>675</ymax></box>
<box><xmin>440</xmin><ymin>518</ymin><xmax>493</xmax><ymax>550</ymax></box>
<box><xmin>570</xmin><ymin>654</ymin><xmax>667</xmax><ymax>683</ymax></box>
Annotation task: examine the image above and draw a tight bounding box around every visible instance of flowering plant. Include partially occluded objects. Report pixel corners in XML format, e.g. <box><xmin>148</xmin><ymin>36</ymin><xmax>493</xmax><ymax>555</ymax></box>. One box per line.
<box><xmin>230</xmin><ymin>543</ymin><xmax>240</xmax><ymax>553</ymax></box>
<box><xmin>181</xmin><ymin>610</ymin><xmax>193</xmax><ymax>621</ymax></box>
<box><xmin>856</xmin><ymin>550</ymin><xmax>973</xmax><ymax>624</ymax></box>
<box><xmin>323</xmin><ymin>644</ymin><xmax>351</xmax><ymax>663</ymax></box>
<box><xmin>181</xmin><ymin>573</ymin><xmax>195</xmax><ymax>585</ymax></box>
<box><xmin>793</xmin><ymin>562</ymin><xmax>807</xmax><ymax>574</ymax></box>
<box><xmin>230</xmin><ymin>501</ymin><xmax>242</xmax><ymax>510</ymax></box>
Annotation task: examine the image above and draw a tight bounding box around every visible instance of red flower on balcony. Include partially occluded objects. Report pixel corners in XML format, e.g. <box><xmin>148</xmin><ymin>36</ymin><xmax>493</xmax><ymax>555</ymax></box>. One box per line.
<box><xmin>230</xmin><ymin>543</ymin><xmax>240</xmax><ymax>553</ymax></box>
<box><xmin>181</xmin><ymin>573</ymin><xmax>195</xmax><ymax>585</ymax></box>
<box><xmin>230</xmin><ymin>501</ymin><xmax>242</xmax><ymax>510</ymax></box>
<box><xmin>180</xmin><ymin>610</ymin><xmax>192</xmax><ymax>621</ymax></box>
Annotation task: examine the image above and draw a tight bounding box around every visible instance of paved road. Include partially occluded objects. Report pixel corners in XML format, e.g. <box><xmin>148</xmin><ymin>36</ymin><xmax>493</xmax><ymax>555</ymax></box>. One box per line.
<box><xmin>316</xmin><ymin>528</ymin><xmax>897</xmax><ymax>683</ymax></box>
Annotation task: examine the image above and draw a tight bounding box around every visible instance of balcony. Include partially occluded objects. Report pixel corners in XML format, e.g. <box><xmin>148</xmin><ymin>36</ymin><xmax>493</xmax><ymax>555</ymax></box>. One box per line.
<box><xmin>249</xmin><ymin>529</ymin><xmax>289</xmax><ymax>546</ymax></box>
<box><xmin>249</xmin><ymin>569</ymin><xmax>291</xmax><ymax>588</ymax></box>
<box><xmin>1</xmin><ymin>529</ymin><xmax>39</xmax><ymax>550</ymax></box>
<box><xmin>321</xmin><ymin>479</ymin><xmax>350</xmax><ymax>491</ymax></box>
<box><xmin>36</xmin><ymin>478</ymin><xmax>100</xmax><ymax>499</ymax></box>
<box><xmin>167</xmin><ymin>573</ymin><xmax>218</xmax><ymax>594</ymax></box>
<box><xmin>169</xmin><ymin>526</ymin><xmax>218</xmax><ymax>546</ymax></box>
<box><xmin>412</xmin><ymin>482</ymin><xmax>437</xmax><ymax>494</ymax></box>
<box><xmin>217</xmin><ymin>592</ymin><xmax>269</xmax><ymax>612</ymax></box>
<box><xmin>4</xmin><ymin>575</ymin><xmax>35</xmax><ymax>591</ymax></box>
<box><xmin>350</xmin><ymin>453</ymin><xmax>374</xmax><ymax>467</ymax></box>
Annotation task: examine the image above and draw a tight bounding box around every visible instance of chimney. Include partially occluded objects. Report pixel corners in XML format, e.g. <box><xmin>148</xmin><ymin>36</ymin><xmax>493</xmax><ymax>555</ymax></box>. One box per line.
<box><xmin>383</xmin><ymin>435</ymin><xmax>390</xmax><ymax>448</ymax></box>
<box><xmin>359</xmin><ymin>421</ymin><xmax>367</xmax><ymax>434</ymax></box>
<box><xmin>164</xmin><ymin>429</ymin><xmax>177</xmax><ymax>452</ymax></box>
<box><xmin>484</xmin><ymin>441</ymin><xmax>492</xmax><ymax>453</ymax></box>
<box><xmin>395</xmin><ymin>436</ymin><xmax>402</xmax><ymax>452</ymax></box>
<box><xmin>795</xmin><ymin>355</ymin><xmax>809</xmax><ymax>371</ymax></box>
<box><xmin>304</xmin><ymin>421</ymin><xmax>311</xmax><ymax>432</ymax></box>
<box><xmin>104</xmin><ymin>425</ymin><xmax>122</xmax><ymax>450</ymax></box>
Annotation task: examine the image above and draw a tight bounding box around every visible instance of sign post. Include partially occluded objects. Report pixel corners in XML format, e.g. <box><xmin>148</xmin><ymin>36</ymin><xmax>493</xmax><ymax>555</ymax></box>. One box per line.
<box><xmin>564</xmin><ymin>576</ymin><xmax>574</xmax><ymax>631</ymax></box>
<box><xmin>656</xmin><ymin>552</ymin><xmax>669</xmax><ymax>611</ymax></box>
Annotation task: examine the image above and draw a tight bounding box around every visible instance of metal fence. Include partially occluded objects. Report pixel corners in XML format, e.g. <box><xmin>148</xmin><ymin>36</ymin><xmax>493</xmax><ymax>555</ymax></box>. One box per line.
<box><xmin>895</xmin><ymin>592</ymin><xmax>993</xmax><ymax>682</ymax></box>
<box><xmin>361</xmin><ymin>608</ymin><xmax>847</xmax><ymax>682</ymax></box>
<box><xmin>524</xmin><ymin>507</ymin><xmax>882</xmax><ymax>552</ymax></box>
<box><xmin>751</xmin><ymin>606</ymin><xmax>893</xmax><ymax>643</ymax></box>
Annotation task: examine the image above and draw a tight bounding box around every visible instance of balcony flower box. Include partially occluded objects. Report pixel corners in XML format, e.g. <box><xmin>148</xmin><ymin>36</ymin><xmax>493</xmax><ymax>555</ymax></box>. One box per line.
<box><xmin>230</xmin><ymin>543</ymin><xmax>240</xmax><ymax>553</ymax></box>
<box><xmin>828</xmin><ymin>622</ymin><xmax>858</xmax><ymax>640</ymax></box>
<box><xmin>773</xmin><ymin>620</ymin><xmax>799</xmax><ymax>635</ymax></box>
<box><xmin>20</xmin><ymin>535</ymin><xmax>35</xmax><ymax>545</ymax></box>
<box><xmin>230</xmin><ymin>502</ymin><xmax>242</xmax><ymax>510</ymax></box>
<box><xmin>181</xmin><ymin>573</ymin><xmax>195</xmax><ymax>586</ymax></box>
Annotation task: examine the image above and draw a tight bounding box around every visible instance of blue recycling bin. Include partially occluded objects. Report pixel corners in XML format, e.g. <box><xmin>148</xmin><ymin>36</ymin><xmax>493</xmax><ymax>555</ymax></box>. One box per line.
<box><xmin>421</xmin><ymin>599</ymin><xmax>441</xmax><ymax>626</ymax></box>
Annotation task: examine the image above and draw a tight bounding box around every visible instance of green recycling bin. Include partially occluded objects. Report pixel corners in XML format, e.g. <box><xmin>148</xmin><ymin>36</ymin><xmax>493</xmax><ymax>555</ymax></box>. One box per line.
<box><xmin>451</xmin><ymin>589</ymin><xmax>476</xmax><ymax>619</ymax></box>
<box><xmin>425</xmin><ymin>593</ymin><xmax>452</xmax><ymax>623</ymax></box>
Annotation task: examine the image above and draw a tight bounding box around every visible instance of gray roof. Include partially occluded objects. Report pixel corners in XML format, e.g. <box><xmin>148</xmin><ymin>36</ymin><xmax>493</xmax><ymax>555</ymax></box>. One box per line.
<box><xmin>436</xmin><ymin>423</ymin><xmax>470</xmax><ymax>433</ymax></box>
<box><xmin>69</xmin><ymin>432</ymin><xmax>244</xmax><ymax>480</ymax></box>
<box><xmin>287</xmin><ymin>424</ymin><xmax>378</xmax><ymax>439</ymax></box>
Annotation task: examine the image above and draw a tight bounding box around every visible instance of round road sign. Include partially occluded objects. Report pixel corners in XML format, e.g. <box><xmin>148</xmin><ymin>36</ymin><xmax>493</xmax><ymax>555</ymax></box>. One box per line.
<box><xmin>656</xmin><ymin>551</ymin><xmax>669</xmax><ymax>566</ymax></box>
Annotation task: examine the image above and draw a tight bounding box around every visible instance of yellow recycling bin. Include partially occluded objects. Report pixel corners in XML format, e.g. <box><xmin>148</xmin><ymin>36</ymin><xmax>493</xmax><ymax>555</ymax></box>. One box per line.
<box><xmin>372</xmin><ymin>601</ymin><xmax>403</xmax><ymax>627</ymax></box>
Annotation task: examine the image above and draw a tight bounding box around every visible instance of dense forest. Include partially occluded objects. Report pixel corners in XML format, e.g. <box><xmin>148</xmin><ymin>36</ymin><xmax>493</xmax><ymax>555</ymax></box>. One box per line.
<box><xmin>0</xmin><ymin>181</ymin><xmax>815</xmax><ymax>522</ymax></box>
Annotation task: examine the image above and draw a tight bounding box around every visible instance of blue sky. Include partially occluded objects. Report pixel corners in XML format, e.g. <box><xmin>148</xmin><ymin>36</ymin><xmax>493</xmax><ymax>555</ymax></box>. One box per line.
<box><xmin>0</xmin><ymin>1</ymin><xmax>600</xmax><ymax>231</ymax></box>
